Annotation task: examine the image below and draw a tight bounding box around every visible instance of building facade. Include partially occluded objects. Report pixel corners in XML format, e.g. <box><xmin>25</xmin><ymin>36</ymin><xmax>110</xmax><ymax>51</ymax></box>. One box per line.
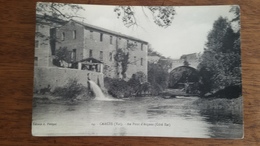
<box><xmin>34</xmin><ymin>15</ymin><xmax>66</xmax><ymax>67</ymax></box>
<box><xmin>55</xmin><ymin>20</ymin><xmax>148</xmax><ymax>80</ymax></box>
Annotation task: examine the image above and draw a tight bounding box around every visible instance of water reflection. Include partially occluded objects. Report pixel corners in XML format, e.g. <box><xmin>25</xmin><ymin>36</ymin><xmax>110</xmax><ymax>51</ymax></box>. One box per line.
<box><xmin>199</xmin><ymin>109</ymin><xmax>243</xmax><ymax>138</ymax></box>
<box><xmin>32</xmin><ymin>96</ymin><xmax>241</xmax><ymax>138</ymax></box>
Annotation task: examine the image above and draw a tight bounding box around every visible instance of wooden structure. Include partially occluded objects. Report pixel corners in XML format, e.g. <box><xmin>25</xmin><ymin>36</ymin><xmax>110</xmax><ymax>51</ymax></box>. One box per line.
<box><xmin>75</xmin><ymin>57</ymin><xmax>103</xmax><ymax>73</ymax></box>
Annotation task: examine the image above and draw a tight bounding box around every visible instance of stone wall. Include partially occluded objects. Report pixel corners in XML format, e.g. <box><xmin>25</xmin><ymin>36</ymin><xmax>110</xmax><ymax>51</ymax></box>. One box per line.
<box><xmin>34</xmin><ymin>67</ymin><xmax>104</xmax><ymax>92</ymax></box>
<box><xmin>55</xmin><ymin>21</ymin><xmax>85</xmax><ymax>62</ymax></box>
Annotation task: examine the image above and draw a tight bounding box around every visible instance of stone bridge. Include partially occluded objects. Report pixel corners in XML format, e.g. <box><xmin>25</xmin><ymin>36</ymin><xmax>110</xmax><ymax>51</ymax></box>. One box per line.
<box><xmin>170</xmin><ymin>58</ymin><xmax>199</xmax><ymax>71</ymax></box>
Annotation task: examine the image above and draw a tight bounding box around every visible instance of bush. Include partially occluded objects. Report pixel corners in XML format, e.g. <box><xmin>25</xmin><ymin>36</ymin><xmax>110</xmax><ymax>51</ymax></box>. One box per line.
<box><xmin>104</xmin><ymin>72</ymin><xmax>151</xmax><ymax>98</ymax></box>
<box><xmin>104</xmin><ymin>77</ymin><xmax>129</xmax><ymax>98</ymax></box>
<box><xmin>52</xmin><ymin>79</ymin><xmax>93</xmax><ymax>100</ymax></box>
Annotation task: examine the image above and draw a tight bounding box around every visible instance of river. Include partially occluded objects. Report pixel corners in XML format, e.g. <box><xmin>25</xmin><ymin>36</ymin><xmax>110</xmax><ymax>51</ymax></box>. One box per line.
<box><xmin>32</xmin><ymin>96</ymin><xmax>243</xmax><ymax>138</ymax></box>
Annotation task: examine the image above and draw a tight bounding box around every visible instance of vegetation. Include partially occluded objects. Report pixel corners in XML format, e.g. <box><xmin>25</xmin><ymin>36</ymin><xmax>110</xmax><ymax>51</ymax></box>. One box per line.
<box><xmin>114</xmin><ymin>42</ymin><xmax>137</xmax><ymax>78</ymax></box>
<box><xmin>104</xmin><ymin>71</ymin><xmax>150</xmax><ymax>98</ymax></box>
<box><xmin>52</xmin><ymin>47</ymin><xmax>72</xmax><ymax>67</ymax></box>
<box><xmin>193</xmin><ymin>96</ymin><xmax>243</xmax><ymax>124</ymax></box>
<box><xmin>52</xmin><ymin>79</ymin><xmax>93</xmax><ymax>100</ymax></box>
<box><xmin>168</xmin><ymin>66</ymin><xmax>200</xmax><ymax>94</ymax></box>
<box><xmin>148</xmin><ymin>58</ymin><xmax>172</xmax><ymax>95</ymax></box>
<box><xmin>197</xmin><ymin>7</ymin><xmax>241</xmax><ymax>98</ymax></box>
<box><xmin>114</xmin><ymin>6</ymin><xmax>176</xmax><ymax>28</ymax></box>
<box><xmin>148</xmin><ymin>47</ymin><xmax>165</xmax><ymax>58</ymax></box>
<box><xmin>104</xmin><ymin>77</ymin><xmax>129</xmax><ymax>98</ymax></box>
<box><xmin>183</xmin><ymin>59</ymin><xmax>190</xmax><ymax>67</ymax></box>
<box><xmin>36</xmin><ymin>2</ymin><xmax>84</xmax><ymax>21</ymax></box>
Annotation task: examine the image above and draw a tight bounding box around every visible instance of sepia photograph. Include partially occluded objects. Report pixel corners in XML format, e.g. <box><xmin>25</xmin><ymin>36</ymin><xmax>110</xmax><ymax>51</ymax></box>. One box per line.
<box><xmin>32</xmin><ymin>2</ymin><xmax>243</xmax><ymax>138</ymax></box>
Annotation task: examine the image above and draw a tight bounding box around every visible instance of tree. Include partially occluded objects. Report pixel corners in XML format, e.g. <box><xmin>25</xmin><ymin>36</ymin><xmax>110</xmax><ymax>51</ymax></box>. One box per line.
<box><xmin>54</xmin><ymin>47</ymin><xmax>72</xmax><ymax>67</ymax></box>
<box><xmin>36</xmin><ymin>2</ymin><xmax>84</xmax><ymax>21</ymax></box>
<box><xmin>183</xmin><ymin>57</ymin><xmax>190</xmax><ymax>66</ymax></box>
<box><xmin>198</xmin><ymin>16</ymin><xmax>241</xmax><ymax>95</ymax></box>
<box><xmin>37</xmin><ymin>2</ymin><xmax>176</xmax><ymax>28</ymax></box>
<box><xmin>114</xmin><ymin>41</ymin><xmax>137</xmax><ymax>78</ymax></box>
<box><xmin>114</xmin><ymin>6</ymin><xmax>176</xmax><ymax>28</ymax></box>
<box><xmin>148</xmin><ymin>58</ymin><xmax>172</xmax><ymax>95</ymax></box>
<box><xmin>230</xmin><ymin>5</ymin><xmax>240</xmax><ymax>25</ymax></box>
<box><xmin>36</xmin><ymin>2</ymin><xmax>85</xmax><ymax>52</ymax></box>
<box><xmin>128</xmin><ymin>72</ymin><xmax>148</xmax><ymax>96</ymax></box>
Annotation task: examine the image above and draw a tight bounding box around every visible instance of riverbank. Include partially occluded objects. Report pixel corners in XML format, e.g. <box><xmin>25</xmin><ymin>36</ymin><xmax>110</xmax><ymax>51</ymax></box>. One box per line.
<box><xmin>192</xmin><ymin>96</ymin><xmax>243</xmax><ymax>124</ymax></box>
<box><xmin>193</xmin><ymin>96</ymin><xmax>242</xmax><ymax>110</ymax></box>
<box><xmin>32</xmin><ymin>94</ymin><xmax>92</xmax><ymax>106</ymax></box>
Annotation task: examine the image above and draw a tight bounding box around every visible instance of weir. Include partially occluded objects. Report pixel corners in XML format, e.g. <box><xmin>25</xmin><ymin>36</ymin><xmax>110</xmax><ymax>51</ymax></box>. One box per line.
<box><xmin>88</xmin><ymin>80</ymin><xmax>123</xmax><ymax>101</ymax></box>
<box><xmin>88</xmin><ymin>80</ymin><xmax>107</xmax><ymax>100</ymax></box>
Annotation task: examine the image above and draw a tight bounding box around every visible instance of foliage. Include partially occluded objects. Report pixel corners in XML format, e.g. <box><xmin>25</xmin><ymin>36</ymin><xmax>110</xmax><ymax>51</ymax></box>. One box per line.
<box><xmin>114</xmin><ymin>49</ymin><xmax>129</xmax><ymax>78</ymax></box>
<box><xmin>230</xmin><ymin>5</ymin><xmax>240</xmax><ymax>24</ymax></box>
<box><xmin>104</xmin><ymin>77</ymin><xmax>130</xmax><ymax>98</ymax></box>
<box><xmin>36</xmin><ymin>2</ymin><xmax>85</xmax><ymax>55</ymax></box>
<box><xmin>52</xmin><ymin>79</ymin><xmax>92</xmax><ymax>100</ymax></box>
<box><xmin>193</xmin><ymin>96</ymin><xmax>243</xmax><ymax>124</ymax></box>
<box><xmin>36</xmin><ymin>2</ymin><xmax>84</xmax><ymax>21</ymax></box>
<box><xmin>114</xmin><ymin>6</ymin><xmax>176</xmax><ymax>28</ymax></box>
<box><xmin>197</xmin><ymin>16</ymin><xmax>241</xmax><ymax>96</ymax></box>
<box><xmin>104</xmin><ymin>72</ymin><xmax>149</xmax><ymax>98</ymax></box>
<box><xmin>55</xmin><ymin>47</ymin><xmax>71</xmax><ymax>63</ymax></box>
<box><xmin>127</xmin><ymin>72</ymin><xmax>147</xmax><ymax>96</ymax></box>
<box><xmin>148</xmin><ymin>58</ymin><xmax>172</xmax><ymax>95</ymax></box>
<box><xmin>114</xmin><ymin>42</ymin><xmax>137</xmax><ymax>78</ymax></box>
<box><xmin>183</xmin><ymin>59</ymin><xmax>190</xmax><ymax>66</ymax></box>
<box><xmin>168</xmin><ymin>66</ymin><xmax>199</xmax><ymax>89</ymax></box>
<box><xmin>37</xmin><ymin>2</ymin><xmax>176</xmax><ymax>28</ymax></box>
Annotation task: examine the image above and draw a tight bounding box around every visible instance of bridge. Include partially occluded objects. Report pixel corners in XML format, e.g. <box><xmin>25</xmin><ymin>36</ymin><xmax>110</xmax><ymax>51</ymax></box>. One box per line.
<box><xmin>170</xmin><ymin>58</ymin><xmax>199</xmax><ymax>71</ymax></box>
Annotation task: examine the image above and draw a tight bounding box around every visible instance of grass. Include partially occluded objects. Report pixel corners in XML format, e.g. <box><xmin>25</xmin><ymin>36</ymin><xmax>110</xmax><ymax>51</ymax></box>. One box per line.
<box><xmin>193</xmin><ymin>96</ymin><xmax>242</xmax><ymax>110</ymax></box>
<box><xmin>193</xmin><ymin>96</ymin><xmax>243</xmax><ymax>124</ymax></box>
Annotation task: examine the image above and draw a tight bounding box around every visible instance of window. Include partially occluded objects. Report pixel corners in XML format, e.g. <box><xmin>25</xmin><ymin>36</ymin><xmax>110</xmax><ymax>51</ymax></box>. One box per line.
<box><xmin>141</xmin><ymin>58</ymin><xmax>143</xmax><ymax>66</ymax></box>
<box><xmin>127</xmin><ymin>40</ymin><xmax>129</xmax><ymax>44</ymax></box>
<box><xmin>100</xmin><ymin>33</ymin><xmax>103</xmax><ymax>42</ymax></box>
<box><xmin>72</xmin><ymin>30</ymin><xmax>76</xmax><ymax>39</ymax></box>
<box><xmin>134</xmin><ymin>56</ymin><xmax>136</xmax><ymax>65</ymax></box>
<box><xmin>89</xmin><ymin>50</ymin><xmax>93</xmax><ymax>58</ymax></box>
<box><xmin>61</xmin><ymin>32</ymin><xmax>65</xmax><ymax>41</ymax></box>
<box><xmin>100</xmin><ymin>51</ymin><xmax>103</xmax><ymax>61</ymax></box>
<box><xmin>141</xmin><ymin>43</ymin><xmax>143</xmax><ymax>51</ymax></box>
<box><xmin>134</xmin><ymin>41</ymin><xmax>137</xmax><ymax>46</ymax></box>
<box><xmin>71</xmin><ymin>49</ymin><xmax>76</xmax><ymax>61</ymax></box>
<box><xmin>110</xmin><ymin>36</ymin><xmax>113</xmax><ymax>44</ymax></box>
<box><xmin>109</xmin><ymin>52</ymin><xmax>113</xmax><ymax>61</ymax></box>
<box><xmin>34</xmin><ymin>57</ymin><xmax>38</xmax><ymax>66</ymax></box>
<box><xmin>90</xmin><ymin>30</ymin><xmax>93</xmax><ymax>39</ymax></box>
<box><xmin>35</xmin><ymin>40</ymin><xmax>39</xmax><ymax>48</ymax></box>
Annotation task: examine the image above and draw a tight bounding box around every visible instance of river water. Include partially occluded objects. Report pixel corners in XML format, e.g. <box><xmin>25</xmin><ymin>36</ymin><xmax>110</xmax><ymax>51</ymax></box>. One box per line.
<box><xmin>32</xmin><ymin>96</ymin><xmax>243</xmax><ymax>138</ymax></box>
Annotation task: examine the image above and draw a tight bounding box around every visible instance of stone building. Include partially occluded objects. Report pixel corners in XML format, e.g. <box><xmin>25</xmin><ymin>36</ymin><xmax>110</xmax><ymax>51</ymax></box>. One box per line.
<box><xmin>54</xmin><ymin>20</ymin><xmax>148</xmax><ymax>80</ymax></box>
<box><xmin>34</xmin><ymin>14</ymin><xmax>66</xmax><ymax>67</ymax></box>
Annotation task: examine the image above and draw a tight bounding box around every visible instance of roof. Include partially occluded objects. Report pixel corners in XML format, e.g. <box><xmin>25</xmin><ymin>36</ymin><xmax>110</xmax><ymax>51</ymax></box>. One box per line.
<box><xmin>76</xmin><ymin>57</ymin><xmax>103</xmax><ymax>64</ymax></box>
<box><xmin>69</xmin><ymin>20</ymin><xmax>148</xmax><ymax>44</ymax></box>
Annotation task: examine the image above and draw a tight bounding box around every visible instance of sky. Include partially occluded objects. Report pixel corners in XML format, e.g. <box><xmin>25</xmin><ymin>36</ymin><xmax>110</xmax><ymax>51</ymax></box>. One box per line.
<box><xmin>72</xmin><ymin>5</ymin><xmax>235</xmax><ymax>59</ymax></box>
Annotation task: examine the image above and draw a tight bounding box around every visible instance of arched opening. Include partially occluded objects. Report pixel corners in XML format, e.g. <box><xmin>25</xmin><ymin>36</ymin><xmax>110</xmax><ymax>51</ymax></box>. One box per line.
<box><xmin>168</xmin><ymin>66</ymin><xmax>200</xmax><ymax>94</ymax></box>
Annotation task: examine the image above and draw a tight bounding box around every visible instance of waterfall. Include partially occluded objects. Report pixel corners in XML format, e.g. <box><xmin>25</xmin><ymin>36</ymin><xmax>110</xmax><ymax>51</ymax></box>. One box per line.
<box><xmin>88</xmin><ymin>80</ymin><xmax>123</xmax><ymax>101</ymax></box>
<box><xmin>88</xmin><ymin>80</ymin><xmax>107</xmax><ymax>100</ymax></box>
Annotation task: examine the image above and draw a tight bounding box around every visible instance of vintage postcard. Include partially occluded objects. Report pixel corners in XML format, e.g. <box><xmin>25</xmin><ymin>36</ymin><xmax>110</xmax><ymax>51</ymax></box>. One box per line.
<box><xmin>32</xmin><ymin>2</ymin><xmax>243</xmax><ymax>138</ymax></box>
